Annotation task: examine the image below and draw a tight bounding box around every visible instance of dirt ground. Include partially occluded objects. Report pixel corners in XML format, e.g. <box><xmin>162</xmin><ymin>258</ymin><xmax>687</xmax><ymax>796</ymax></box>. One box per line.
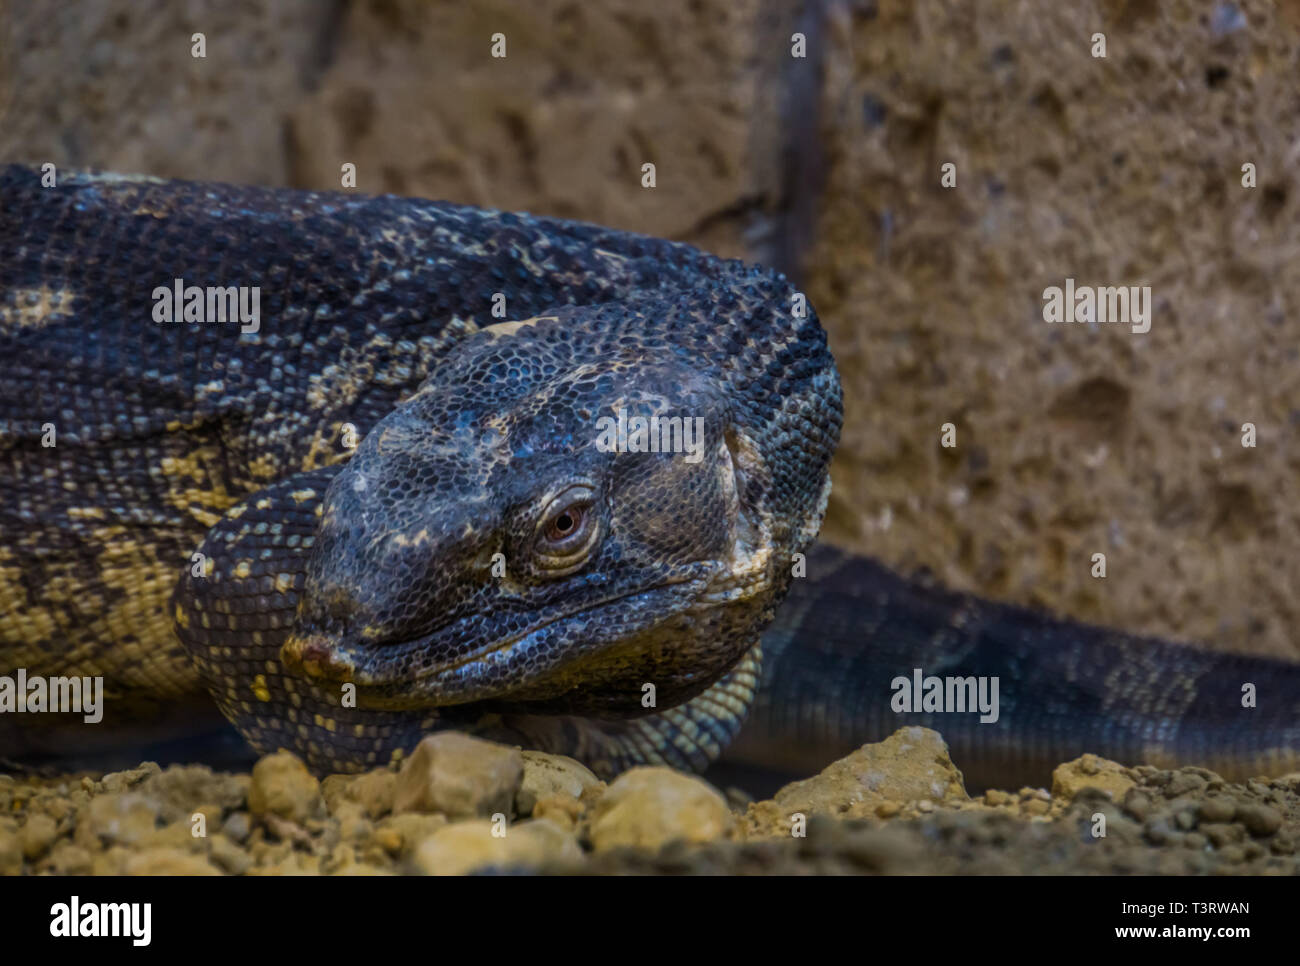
<box><xmin>3</xmin><ymin>729</ymin><xmax>1297</xmax><ymax>875</ymax></box>
<box><xmin>2</xmin><ymin>1</ymin><xmax>1299</xmax><ymax>874</ymax></box>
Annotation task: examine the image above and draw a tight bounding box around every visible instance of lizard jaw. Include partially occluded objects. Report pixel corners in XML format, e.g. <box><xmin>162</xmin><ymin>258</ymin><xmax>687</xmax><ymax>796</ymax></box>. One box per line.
<box><xmin>279</xmin><ymin>572</ymin><xmax>711</xmax><ymax>705</ymax></box>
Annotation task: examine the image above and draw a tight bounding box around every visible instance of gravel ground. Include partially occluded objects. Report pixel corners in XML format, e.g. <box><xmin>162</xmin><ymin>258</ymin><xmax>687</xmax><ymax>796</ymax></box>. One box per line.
<box><xmin>2</xmin><ymin>727</ymin><xmax>1296</xmax><ymax>875</ymax></box>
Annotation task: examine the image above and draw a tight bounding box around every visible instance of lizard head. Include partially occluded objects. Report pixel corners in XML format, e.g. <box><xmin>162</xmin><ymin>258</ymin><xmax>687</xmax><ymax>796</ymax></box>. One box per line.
<box><xmin>281</xmin><ymin>315</ymin><xmax>787</xmax><ymax>716</ymax></box>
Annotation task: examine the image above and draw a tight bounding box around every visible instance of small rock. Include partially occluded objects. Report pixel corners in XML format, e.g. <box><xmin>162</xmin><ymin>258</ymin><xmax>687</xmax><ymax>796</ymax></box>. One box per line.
<box><xmin>373</xmin><ymin>812</ymin><xmax>448</xmax><ymax>856</ymax></box>
<box><xmin>1235</xmin><ymin>803</ymin><xmax>1282</xmax><ymax>837</ymax></box>
<box><xmin>1143</xmin><ymin>818</ymin><xmax>1182</xmax><ymax>846</ymax></box>
<box><xmin>43</xmin><ymin>842</ymin><xmax>92</xmax><ymax>875</ymax></box>
<box><xmin>1165</xmin><ymin>772</ymin><xmax>1207</xmax><ymax>798</ymax></box>
<box><xmin>248</xmin><ymin>751</ymin><xmax>324</xmax><ymax>823</ymax></box>
<box><xmin>758</xmin><ymin>728</ymin><xmax>967</xmax><ymax>825</ymax></box>
<box><xmin>1052</xmin><ymin>755</ymin><xmax>1135</xmax><ymax>803</ymax></box>
<box><xmin>393</xmin><ymin>733</ymin><xmax>523</xmax><ymax>820</ymax></box>
<box><xmin>516</xmin><ymin>751</ymin><xmax>601</xmax><ymax>815</ymax></box>
<box><xmin>349</xmin><ymin>769</ymin><xmax>398</xmax><ymax>818</ymax></box>
<box><xmin>100</xmin><ymin>762</ymin><xmax>162</xmax><ymax>794</ymax></box>
<box><xmin>1202</xmin><ymin>822</ymin><xmax>1244</xmax><ymax>847</ymax></box>
<box><xmin>1122</xmin><ymin>789</ymin><xmax>1152</xmax><ymax>821</ymax></box>
<box><xmin>21</xmin><ymin>813</ymin><xmax>59</xmax><ymax>860</ymax></box>
<box><xmin>1197</xmin><ymin>797</ymin><xmax>1235</xmax><ymax>824</ymax></box>
<box><xmin>335</xmin><ymin>803</ymin><xmax>373</xmax><ymax>844</ymax></box>
<box><xmin>532</xmin><ymin>793</ymin><xmax>583</xmax><ymax>831</ymax></box>
<box><xmin>373</xmin><ymin>827</ymin><xmax>404</xmax><ymax>857</ymax></box>
<box><xmin>591</xmin><ymin>767</ymin><xmax>733</xmax><ymax>851</ymax></box>
<box><xmin>222</xmin><ymin>811</ymin><xmax>251</xmax><ymax>842</ymax></box>
<box><xmin>140</xmin><ymin>765</ymin><xmax>247</xmax><ymax>822</ymax></box>
<box><xmin>1217</xmin><ymin>844</ymin><xmax>1246</xmax><ymax>864</ymax></box>
<box><xmin>412</xmin><ymin>817</ymin><xmax>581</xmax><ymax>875</ymax></box>
<box><xmin>83</xmin><ymin>793</ymin><xmax>160</xmax><ymax>847</ymax></box>
<box><xmin>208</xmin><ymin>835</ymin><xmax>253</xmax><ymax>875</ymax></box>
<box><xmin>322</xmin><ymin>768</ymin><xmax>397</xmax><ymax>819</ymax></box>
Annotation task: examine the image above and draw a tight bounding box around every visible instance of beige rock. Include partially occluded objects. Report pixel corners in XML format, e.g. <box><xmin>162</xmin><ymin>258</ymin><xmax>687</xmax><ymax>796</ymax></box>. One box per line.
<box><xmin>99</xmin><ymin>762</ymin><xmax>162</xmax><ymax>794</ymax></box>
<box><xmin>248</xmin><ymin>751</ymin><xmax>325</xmax><ymax>823</ymax></box>
<box><xmin>516</xmin><ymin>751</ymin><xmax>602</xmax><ymax>815</ymax></box>
<box><xmin>1198</xmin><ymin>796</ymin><xmax>1236</xmax><ymax>824</ymax></box>
<box><xmin>1052</xmin><ymin>755</ymin><xmax>1136</xmax><ymax>803</ymax></box>
<box><xmin>208</xmin><ymin>835</ymin><xmax>253</xmax><ymax>875</ymax></box>
<box><xmin>333</xmin><ymin>801</ymin><xmax>374</xmax><ymax>845</ymax></box>
<box><xmin>83</xmin><ymin>793</ymin><xmax>161</xmax><ymax>847</ymax></box>
<box><xmin>372</xmin><ymin>827</ymin><xmax>404</xmax><ymax>857</ymax></box>
<box><xmin>589</xmin><ymin>767</ymin><xmax>733</xmax><ymax>851</ymax></box>
<box><xmin>21</xmin><ymin>813</ymin><xmax>59</xmax><ymax>860</ymax></box>
<box><xmin>1235</xmin><ymin>803</ymin><xmax>1283</xmax><ymax>837</ymax></box>
<box><xmin>373</xmin><ymin>812</ymin><xmax>448</xmax><ymax>857</ymax></box>
<box><xmin>323</xmin><ymin>768</ymin><xmax>397</xmax><ymax>819</ymax></box>
<box><xmin>393</xmin><ymin>733</ymin><xmax>523</xmax><ymax>819</ymax></box>
<box><xmin>413</xmin><ymin>817</ymin><xmax>581</xmax><ymax>875</ymax></box>
<box><xmin>222</xmin><ymin>812</ymin><xmax>251</xmax><ymax>842</ymax></box>
<box><xmin>748</xmin><ymin>728</ymin><xmax>967</xmax><ymax>832</ymax></box>
<box><xmin>532</xmin><ymin>793</ymin><xmax>584</xmax><ymax>831</ymax></box>
<box><xmin>42</xmin><ymin>842</ymin><xmax>92</xmax><ymax>875</ymax></box>
<box><xmin>139</xmin><ymin>766</ymin><xmax>248</xmax><ymax>822</ymax></box>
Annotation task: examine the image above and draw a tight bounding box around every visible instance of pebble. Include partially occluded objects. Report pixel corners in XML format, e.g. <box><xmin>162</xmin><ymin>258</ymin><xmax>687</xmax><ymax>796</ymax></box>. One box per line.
<box><xmin>20</xmin><ymin>813</ymin><xmax>59</xmax><ymax>860</ymax></box>
<box><xmin>247</xmin><ymin>751</ymin><xmax>325</xmax><ymax>824</ymax></box>
<box><xmin>516</xmin><ymin>751</ymin><xmax>601</xmax><ymax>815</ymax></box>
<box><xmin>590</xmin><ymin>767</ymin><xmax>733</xmax><ymax>851</ymax></box>
<box><xmin>412</xmin><ymin>817</ymin><xmax>581</xmax><ymax>875</ymax></box>
<box><xmin>1235</xmin><ymin>803</ymin><xmax>1282</xmax><ymax>837</ymax></box>
<box><xmin>393</xmin><ymin>733</ymin><xmax>522</xmax><ymax>819</ymax></box>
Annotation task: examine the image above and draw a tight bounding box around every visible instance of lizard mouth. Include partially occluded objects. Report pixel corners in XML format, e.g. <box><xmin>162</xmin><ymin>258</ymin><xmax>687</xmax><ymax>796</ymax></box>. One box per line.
<box><xmin>282</xmin><ymin>573</ymin><xmax>708</xmax><ymax>706</ymax></box>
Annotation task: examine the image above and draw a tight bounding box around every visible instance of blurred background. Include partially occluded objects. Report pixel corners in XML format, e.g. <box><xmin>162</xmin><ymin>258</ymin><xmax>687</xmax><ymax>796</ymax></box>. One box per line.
<box><xmin>2</xmin><ymin>0</ymin><xmax>1299</xmax><ymax>663</ymax></box>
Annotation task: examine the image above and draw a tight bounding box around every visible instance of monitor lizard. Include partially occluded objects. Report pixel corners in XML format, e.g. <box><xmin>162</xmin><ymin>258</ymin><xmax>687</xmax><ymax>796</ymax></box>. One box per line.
<box><xmin>2</xmin><ymin>165</ymin><xmax>1297</xmax><ymax>790</ymax></box>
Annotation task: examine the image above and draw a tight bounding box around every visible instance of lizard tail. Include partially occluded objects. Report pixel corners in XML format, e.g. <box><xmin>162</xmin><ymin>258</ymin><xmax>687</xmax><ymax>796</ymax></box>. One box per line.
<box><xmin>730</xmin><ymin>544</ymin><xmax>1300</xmax><ymax>791</ymax></box>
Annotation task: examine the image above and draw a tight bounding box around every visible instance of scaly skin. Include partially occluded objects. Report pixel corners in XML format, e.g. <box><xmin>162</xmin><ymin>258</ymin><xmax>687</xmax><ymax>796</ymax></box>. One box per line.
<box><xmin>2</xmin><ymin>165</ymin><xmax>1298</xmax><ymax>786</ymax></box>
<box><xmin>0</xmin><ymin>165</ymin><xmax>838</xmax><ymax>776</ymax></box>
<box><xmin>742</xmin><ymin>545</ymin><xmax>1300</xmax><ymax>789</ymax></box>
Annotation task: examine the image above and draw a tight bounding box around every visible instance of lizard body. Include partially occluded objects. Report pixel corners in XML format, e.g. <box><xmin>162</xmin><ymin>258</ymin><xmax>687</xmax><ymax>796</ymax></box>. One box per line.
<box><xmin>2</xmin><ymin>165</ymin><xmax>1297</xmax><ymax>787</ymax></box>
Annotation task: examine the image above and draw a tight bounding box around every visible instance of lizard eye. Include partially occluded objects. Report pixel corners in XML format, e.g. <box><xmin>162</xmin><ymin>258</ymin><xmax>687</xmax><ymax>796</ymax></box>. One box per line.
<box><xmin>546</xmin><ymin>505</ymin><xmax>583</xmax><ymax>541</ymax></box>
<box><xmin>534</xmin><ymin>485</ymin><xmax>599</xmax><ymax>571</ymax></box>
